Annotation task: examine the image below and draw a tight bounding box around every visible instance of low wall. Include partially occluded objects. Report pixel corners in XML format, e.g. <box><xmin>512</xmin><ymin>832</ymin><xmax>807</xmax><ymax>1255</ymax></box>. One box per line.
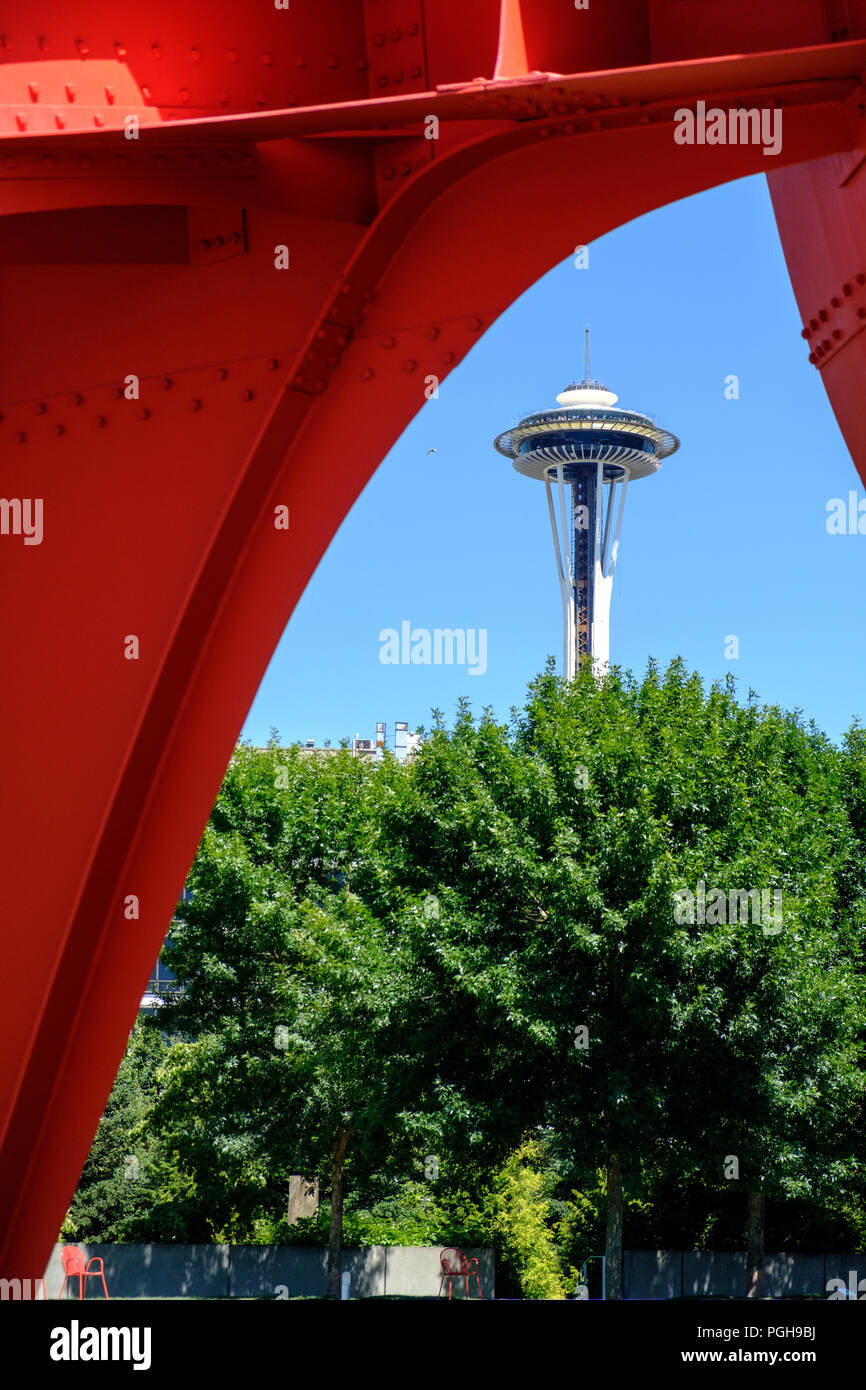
<box><xmin>624</xmin><ymin>1251</ymin><xmax>855</xmax><ymax>1299</ymax></box>
<box><xmin>24</xmin><ymin>1245</ymin><xmax>859</xmax><ymax>1299</ymax></box>
<box><xmin>39</xmin><ymin>1244</ymin><xmax>495</xmax><ymax>1300</ymax></box>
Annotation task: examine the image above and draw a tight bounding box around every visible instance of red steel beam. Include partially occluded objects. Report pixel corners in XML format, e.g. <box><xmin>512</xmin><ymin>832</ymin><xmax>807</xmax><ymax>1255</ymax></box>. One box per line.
<box><xmin>1</xmin><ymin>0</ymin><xmax>865</xmax><ymax>1280</ymax></box>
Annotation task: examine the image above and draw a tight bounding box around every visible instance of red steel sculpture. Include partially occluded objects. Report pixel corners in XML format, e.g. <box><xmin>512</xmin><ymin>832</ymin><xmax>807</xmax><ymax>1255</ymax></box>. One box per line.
<box><xmin>1</xmin><ymin>0</ymin><xmax>865</xmax><ymax>1280</ymax></box>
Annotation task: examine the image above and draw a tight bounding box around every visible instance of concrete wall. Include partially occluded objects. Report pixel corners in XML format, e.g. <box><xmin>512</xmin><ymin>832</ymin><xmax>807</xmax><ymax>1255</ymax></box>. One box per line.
<box><xmin>625</xmin><ymin>1251</ymin><xmax>858</xmax><ymax>1300</ymax></box>
<box><xmin>34</xmin><ymin>1245</ymin><xmax>861</xmax><ymax>1299</ymax></box>
<box><xmin>41</xmin><ymin>1244</ymin><xmax>494</xmax><ymax>1300</ymax></box>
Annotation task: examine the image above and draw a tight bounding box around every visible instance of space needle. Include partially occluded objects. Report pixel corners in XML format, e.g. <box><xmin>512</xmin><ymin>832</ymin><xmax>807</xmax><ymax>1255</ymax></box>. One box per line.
<box><xmin>494</xmin><ymin>330</ymin><xmax>680</xmax><ymax>678</ymax></box>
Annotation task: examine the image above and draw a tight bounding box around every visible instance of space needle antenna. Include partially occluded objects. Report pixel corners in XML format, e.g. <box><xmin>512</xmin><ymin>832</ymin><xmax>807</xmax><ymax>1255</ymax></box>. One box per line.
<box><xmin>584</xmin><ymin>324</ymin><xmax>591</xmax><ymax>383</ymax></box>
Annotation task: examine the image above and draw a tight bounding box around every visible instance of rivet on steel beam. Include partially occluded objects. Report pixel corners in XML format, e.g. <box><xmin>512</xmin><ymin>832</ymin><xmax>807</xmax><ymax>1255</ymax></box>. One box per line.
<box><xmin>267</xmin><ymin>358</ymin><xmax>280</xmax><ymax>370</ymax></box>
<box><xmin>231</xmin><ymin>231</ymin><xmax>242</xmax><ymax>244</ymax></box>
<box><xmin>313</xmin><ymin>379</ymin><xmax>326</xmax><ymax>392</ymax></box>
<box><xmin>105</xmin><ymin>85</ymin><xmax>116</xmax><ymax>104</ymax></box>
<box><xmin>294</xmin><ymin>374</ymin><xmax>304</xmax><ymax>385</ymax></box>
<box><xmin>391</xmin><ymin>30</ymin><xmax>402</xmax><ymax>42</ymax></box>
<box><xmin>832</xmin><ymin>329</ymin><xmax>844</xmax><ymax>340</ymax></box>
<box><xmin>0</xmin><ymin>35</ymin><xmax>12</xmax><ymax>52</ymax></box>
<box><xmin>391</xmin><ymin>71</ymin><xmax>404</xmax><ymax>83</ymax></box>
<box><xmin>858</xmin><ymin>308</ymin><xmax>866</xmax><ymax>320</ymax></box>
<box><xmin>858</xmin><ymin>273</ymin><xmax>866</xmax><ymax>285</ymax></box>
<box><xmin>844</xmin><ymin>283</ymin><xmax>853</xmax><ymax>296</ymax></box>
<box><xmin>115</xmin><ymin>44</ymin><xmax>127</xmax><ymax>60</ymax></box>
<box><xmin>376</xmin><ymin>76</ymin><xmax>389</xmax><ymax>88</ymax></box>
<box><xmin>383</xmin><ymin>165</ymin><xmax>396</xmax><ymax>179</ymax></box>
<box><xmin>43</xmin><ymin>155</ymin><xmax>55</xmax><ymax>169</ymax></box>
<box><xmin>28</xmin><ymin>82</ymin><xmax>39</xmax><ymax>101</ymax></box>
<box><xmin>141</xmin><ymin>86</ymin><xmax>152</xmax><ymax>101</ymax></box>
<box><xmin>190</xmin><ymin>47</ymin><xmax>201</xmax><ymax>62</ymax></box>
<box><xmin>37</xmin><ymin>36</ymin><xmax>49</xmax><ymax>53</ymax></box>
<box><xmin>256</xmin><ymin>92</ymin><xmax>267</xmax><ymax>105</ymax></box>
<box><xmin>801</xmin><ymin>327</ymin><xmax>811</xmax><ymax>339</ymax></box>
<box><xmin>180</xmin><ymin>89</ymin><xmax>191</xmax><ymax>104</ymax></box>
<box><xmin>295</xmin><ymin>56</ymin><xmax>306</xmax><ymax>67</ymax></box>
<box><xmin>263</xmin><ymin>53</ymin><xmax>273</xmax><ymax>65</ymax></box>
<box><xmin>341</xmin><ymin>283</ymin><xmax>351</xmax><ymax>295</ymax></box>
<box><xmin>15</xmin><ymin>432</ymin><xmax>26</xmax><ymax>443</ymax></box>
<box><xmin>408</xmin><ymin>22</ymin><xmax>419</xmax><ymax>35</ymax></box>
<box><xmin>426</xmin><ymin>327</ymin><xmax>440</xmax><ymax>340</ymax></box>
<box><xmin>469</xmin><ymin>317</ymin><xmax>483</xmax><ymax>331</ymax></box>
<box><xmin>189</xmin><ymin>399</ymin><xmax>202</xmax><ymax>411</ymax></box>
<box><xmin>53</xmin><ymin>424</ymin><xmax>65</xmax><ymax>436</ymax></box>
<box><xmin>564</xmin><ymin>123</ymin><xmax>575</xmax><ymax>134</ymax></box>
<box><xmin>590</xmin><ymin>118</ymin><xmax>602</xmax><ymax>130</ymax></box>
<box><xmin>358</xmin><ymin>59</ymin><xmax>369</xmax><ymax>70</ymax></box>
<box><xmin>373</xmin><ymin>33</ymin><xmax>386</xmax><ymax>46</ymax></box>
<box><xmin>383</xmin><ymin>336</ymin><xmax>396</xmax><ymax>349</ymax></box>
<box><xmin>821</xmin><ymin>339</ymin><xmax>832</xmax><ymax>350</ymax></box>
<box><xmin>93</xmin><ymin>114</ymin><xmax>105</xmax><ymax>127</ymax></box>
<box><xmin>403</xmin><ymin>359</ymin><xmax>417</xmax><ymax>372</ymax></box>
<box><xmin>809</xmin><ymin>318</ymin><xmax>819</xmax><ymax>330</ymax></box>
<box><xmin>65</xmin><ymin>83</ymin><xmax>76</xmax><ymax>101</ymax></box>
<box><xmin>54</xmin><ymin>114</ymin><xmax>65</xmax><ymax>129</ymax></box>
<box><xmin>162</xmin><ymin>378</ymin><xmax>173</xmax><ymax>390</ymax></box>
<box><xmin>326</xmin><ymin>354</ymin><xmax>340</xmax><ymax>367</ymax></box>
<box><xmin>216</xmin><ymin>368</ymin><xmax>229</xmax><ymax>380</ymax></box>
<box><xmin>3</xmin><ymin>157</ymin><xmax>16</xmax><ymax>169</ymax></box>
<box><xmin>35</xmin><ymin>402</ymin><xmax>48</xmax><ymax>414</ymax></box>
<box><xmin>242</xmin><ymin>389</ymin><xmax>255</xmax><ymax>401</ymax></box>
<box><xmin>76</xmin><ymin>40</ymin><xmax>90</xmax><ymax>58</ymax></box>
<box><xmin>316</xmin><ymin>328</ymin><xmax>326</xmax><ymax>340</ymax></box>
<box><xmin>335</xmin><ymin>335</ymin><xmax>348</xmax><ymax>348</ymax></box>
<box><xmin>327</xmin><ymin>56</ymin><xmax>338</xmax><ymax>68</ymax></box>
<box><xmin>808</xmin><ymin>352</ymin><xmax>817</xmax><ymax>364</ymax></box>
<box><xmin>112</xmin><ymin>387</ymin><xmax>123</xmax><ymax>399</ymax></box>
<box><xmin>71</xmin><ymin>394</ymin><xmax>84</xmax><ymax>406</ymax></box>
<box><xmin>15</xmin><ymin>114</ymin><xmax>27</xmax><ymax>131</ymax></box>
<box><xmin>831</xmin><ymin>297</ymin><xmax>841</xmax><ymax>309</ymax></box>
<box><xmin>410</xmin><ymin>65</ymin><xmax>421</xmax><ymax>78</ymax></box>
<box><xmin>398</xmin><ymin>160</ymin><xmax>410</xmax><ymax>175</ymax></box>
<box><xmin>818</xmin><ymin>308</ymin><xmax>828</xmax><ymax>321</ymax></box>
<box><xmin>229</xmin><ymin>50</ymin><xmax>239</xmax><ymax>63</ymax></box>
<box><xmin>155</xmin><ymin>156</ymin><xmax>166</xmax><ymax>169</ymax></box>
<box><xmin>95</xmin><ymin>416</ymin><xmax>106</xmax><ymax>428</ymax></box>
<box><xmin>151</xmin><ymin>44</ymin><xmax>162</xmax><ymax>60</ymax></box>
<box><xmin>219</xmin><ymin>91</ymin><xmax>229</xmax><ymax>105</ymax></box>
<box><xmin>441</xmin><ymin>351</ymin><xmax>456</xmax><ymax>364</ymax></box>
<box><xmin>360</xmin><ymin>368</ymin><xmax>374</xmax><ymax>380</ymax></box>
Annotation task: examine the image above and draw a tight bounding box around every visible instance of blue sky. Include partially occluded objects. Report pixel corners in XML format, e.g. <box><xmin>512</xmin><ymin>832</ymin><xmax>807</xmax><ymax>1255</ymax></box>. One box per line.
<box><xmin>242</xmin><ymin>173</ymin><xmax>866</xmax><ymax>751</ymax></box>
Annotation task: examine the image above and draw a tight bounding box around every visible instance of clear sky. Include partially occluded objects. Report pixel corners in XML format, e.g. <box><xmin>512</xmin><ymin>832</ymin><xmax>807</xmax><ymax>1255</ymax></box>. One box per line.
<box><xmin>242</xmin><ymin>173</ymin><xmax>866</xmax><ymax>751</ymax></box>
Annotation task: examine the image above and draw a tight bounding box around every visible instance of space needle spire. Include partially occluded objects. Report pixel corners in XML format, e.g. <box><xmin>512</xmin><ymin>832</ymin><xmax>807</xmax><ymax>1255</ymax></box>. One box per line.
<box><xmin>494</xmin><ymin>336</ymin><xmax>680</xmax><ymax>679</ymax></box>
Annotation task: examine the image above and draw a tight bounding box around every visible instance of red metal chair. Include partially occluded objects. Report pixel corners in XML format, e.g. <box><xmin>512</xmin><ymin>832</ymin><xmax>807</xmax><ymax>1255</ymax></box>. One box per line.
<box><xmin>59</xmin><ymin>1245</ymin><xmax>110</xmax><ymax>1300</ymax></box>
<box><xmin>438</xmin><ymin>1247</ymin><xmax>484</xmax><ymax>1301</ymax></box>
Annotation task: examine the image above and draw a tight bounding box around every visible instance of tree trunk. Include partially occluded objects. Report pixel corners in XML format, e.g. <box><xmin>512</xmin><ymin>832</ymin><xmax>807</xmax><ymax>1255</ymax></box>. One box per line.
<box><xmin>746</xmin><ymin>1189</ymin><xmax>765</xmax><ymax>1298</ymax></box>
<box><xmin>605</xmin><ymin>1151</ymin><xmax>623</xmax><ymax>1300</ymax></box>
<box><xmin>325</xmin><ymin>1127</ymin><xmax>350</xmax><ymax>1299</ymax></box>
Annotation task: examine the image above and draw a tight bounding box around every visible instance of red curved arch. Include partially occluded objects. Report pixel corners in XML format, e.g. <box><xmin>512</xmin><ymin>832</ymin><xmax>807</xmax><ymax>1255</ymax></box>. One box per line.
<box><xmin>2</xmin><ymin>2</ymin><xmax>866</xmax><ymax>1276</ymax></box>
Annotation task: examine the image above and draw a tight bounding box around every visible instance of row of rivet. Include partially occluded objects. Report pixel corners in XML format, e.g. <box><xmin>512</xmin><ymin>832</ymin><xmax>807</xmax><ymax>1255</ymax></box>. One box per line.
<box><xmin>802</xmin><ymin>274</ymin><xmax>866</xmax><ymax>362</ymax></box>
